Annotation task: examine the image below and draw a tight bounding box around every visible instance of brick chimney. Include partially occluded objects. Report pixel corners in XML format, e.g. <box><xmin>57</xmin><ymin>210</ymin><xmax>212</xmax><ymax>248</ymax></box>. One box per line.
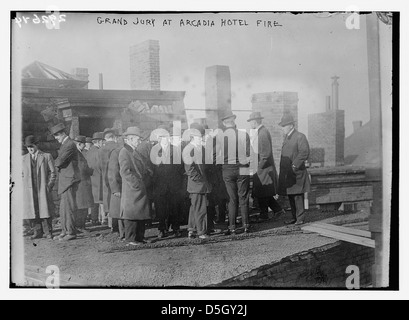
<box><xmin>352</xmin><ymin>120</ymin><xmax>363</xmax><ymax>132</ymax></box>
<box><xmin>331</xmin><ymin>75</ymin><xmax>340</xmax><ymax>110</ymax></box>
<box><xmin>130</xmin><ymin>40</ymin><xmax>160</xmax><ymax>90</ymax></box>
<box><xmin>71</xmin><ymin>67</ymin><xmax>89</xmax><ymax>89</ymax></box>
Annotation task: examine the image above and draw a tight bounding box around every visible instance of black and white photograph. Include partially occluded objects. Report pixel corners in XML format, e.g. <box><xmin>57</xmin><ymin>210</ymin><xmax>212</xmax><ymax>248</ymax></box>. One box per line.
<box><xmin>6</xmin><ymin>1</ymin><xmax>402</xmax><ymax>299</ymax></box>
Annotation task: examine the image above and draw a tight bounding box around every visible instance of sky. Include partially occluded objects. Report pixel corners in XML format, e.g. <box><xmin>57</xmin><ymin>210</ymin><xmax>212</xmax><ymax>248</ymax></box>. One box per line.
<box><xmin>12</xmin><ymin>11</ymin><xmax>386</xmax><ymax>136</ymax></box>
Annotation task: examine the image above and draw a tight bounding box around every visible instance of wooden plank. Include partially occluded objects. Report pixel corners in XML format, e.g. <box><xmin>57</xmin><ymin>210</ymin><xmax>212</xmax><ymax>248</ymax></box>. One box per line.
<box><xmin>302</xmin><ymin>225</ymin><xmax>375</xmax><ymax>248</ymax></box>
<box><xmin>310</xmin><ymin>222</ymin><xmax>372</xmax><ymax>238</ymax></box>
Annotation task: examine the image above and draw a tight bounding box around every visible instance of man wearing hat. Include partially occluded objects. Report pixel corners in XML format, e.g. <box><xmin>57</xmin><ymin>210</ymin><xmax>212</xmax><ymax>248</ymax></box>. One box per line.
<box><xmin>277</xmin><ymin>113</ymin><xmax>311</xmax><ymax>226</ymax></box>
<box><xmin>248</xmin><ymin>112</ymin><xmax>286</xmax><ymax>221</ymax></box>
<box><xmin>22</xmin><ymin>135</ymin><xmax>57</xmax><ymax>239</ymax></box>
<box><xmin>83</xmin><ymin>137</ymin><xmax>93</xmax><ymax>157</ymax></box>
<box><xmin>73</xmin><ymin>135</ymin><xmax>94</xmax><ymax>231</ymax></box>
<box><xmin>118</xmin><ymin>127</ymin><xmax>152</xmax><ymax>245</ymax></box>
<box><xmin>151</xmin><ymin>124</ymin><xmax>185</xmax><ymax>238</ymax></box>
<box><xmin>99</xmin><ymin>127</ymin><xmax>120</xmax><ymax>233</ymax></box>
<box><xmin>184</xmin><ymin>123</ymin><xmax>212</xmax><ymax>239</ymax></box>
<box><xmin>86</xmin><ymin>132</ymin><xmax>105</xmax><ymax>226</ymax></box>
<box><xmin>50</xmin><ymin>123</ymin><xmax>80</xmax><ymax>241</ymax></box>
<box><xmin>216</xmin><ymin>111</ymin><xmax>251</xmax><ymax>234</ymax></box>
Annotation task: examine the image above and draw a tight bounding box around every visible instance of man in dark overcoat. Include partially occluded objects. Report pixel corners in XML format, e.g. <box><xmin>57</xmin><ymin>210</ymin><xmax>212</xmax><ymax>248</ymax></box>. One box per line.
<box><xmin>248</xmin><ymin>112</ymin><xmax>285</xmax><ymax>221</ymax></box>
<box><xmin>85</xmin><ymin>132</ymin><xmax>104</xmax><ymax>225</ymax></box>
<box><xmin>73</xmin><ymin>135</ymin><xmax>94</xmax><ymax>231</ymax></box>
<box><xmin>151</xmin><ymin>124</ymin><xmax>185</xmax><ymax>238</ymax></box>
<box><xmin>51</xmin><ymin>123</ymin><xmax>80</xmax><ymax>241</ymax></box>
<box><xmin>118</xmin><ymin>127</ymin><xmax>152</xmax><ymax>246</ymax></box>
<box><xmin>99</xmin><ymin>127</ymin><xmax>120</xmax><ymax>232</ymax></box>
<box><xmin>277</xmin><ymin>114</ymin><xmax>311</xmax><ymax>225</ymax></box>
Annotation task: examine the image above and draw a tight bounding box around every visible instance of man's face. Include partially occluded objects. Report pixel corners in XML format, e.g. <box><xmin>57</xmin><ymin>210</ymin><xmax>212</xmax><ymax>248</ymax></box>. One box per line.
<box><xmin>53</xmin><ymin>132</ymin><xmax>65</xmax><ymax>144</ymax></box>
<box><xmin>26</xmin><ymin>145</ymin><xmax>38</xmax><ymax>155</ymax></box>
<box><xmin>159</xmin><ymin>135</ymin><xmax>170</xmax><ymax>147</ymax></box>
<box><xmin>76</xmin><ymin>142</ymin><xmax>85</xmax><ymax>152</ymax></box>
<box><xmin>85</xmin><ymin>142</ymin><xmax>92</xmax><ymax>149</ymax></box>
<box><xmin>249</xmin><ymin>120</ymin><xmax>258</xmax><ymax>130</ymax></box>
<box><xmin>281</xmin><ymin>124</ymin><xmax>294</xmax><ymax>136</ymax></box>
<box><xmin>128</xmin><ymin>135</ymin><xmax>141</xmax><ymax>148</ymax></box>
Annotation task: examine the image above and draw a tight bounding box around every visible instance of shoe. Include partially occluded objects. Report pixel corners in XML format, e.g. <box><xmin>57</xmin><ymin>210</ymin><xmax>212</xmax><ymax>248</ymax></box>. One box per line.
<box><xmin>29</xmin><ymin>233</ymin><xmax>43</xmax><ymax>240</ymax></box>
<box><xmin>284</xmin><ymin>219</ymin><xmax>297</xmax><ymax>225</ymax></box>
<box><xmin>224</xmin><ymin>229</ymin><xmax>236</xmax><ymax>236</ymax></box>
<box><xmin>54</xmin><ymin>233</ymin><xmax>66</xmax><ymax>240</ymax></box>
<box><xmin>199</xmin><ymin>234</ymin><xmax>209</xmax><ymax>239</ymax></box>
<box><xmin>244</xmin><ymin>227</ymin><xmax>251</xmax><ymax>234</ymax></box>
<box><xmin>188</xmin><ymin>231</ymin><xmax>195</xmax><ymax>239</ymax></box>
<box><xmin>59</xmin><ymin>234</ymin><xmax>76</xmax><ymax>241</ymax></box>
<box><xmin>294</xmin><ymin>220</ymin><xmax>305</xmax><ymax>226</ymax></box>
<box><xmin>126</xmin><ymin>242</ymin><xmax>141</xmax><ymax>247</ymax></box>
<box><xmin>42</xmin><ymin>234</ymin><xmax>53</xmax><ymax>240</ymax></box>
<box><xmin>158</xmin><ymin>231</ymin><xmax>166</xmax><ymax>239</ymax></box>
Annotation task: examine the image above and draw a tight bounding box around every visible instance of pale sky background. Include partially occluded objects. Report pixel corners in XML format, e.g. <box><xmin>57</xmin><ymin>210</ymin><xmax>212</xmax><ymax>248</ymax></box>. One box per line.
<box><xmin>13</xmin><ymin>12</ymin><xmax>375</xmax><ymax>136</ymax></box>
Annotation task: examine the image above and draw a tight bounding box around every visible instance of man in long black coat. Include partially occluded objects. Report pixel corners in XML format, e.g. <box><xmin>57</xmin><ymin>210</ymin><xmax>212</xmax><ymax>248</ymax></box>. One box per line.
<box><xmin>248</xmin><ymin>112</ymin><xmax>285</xmax><ymax>221</ymax></box>
<box><xmin>277</xmin><ymin>114</ymin><xmax>311</xmax><ymax>225</ymax></box>
<box><xmin>50</xmin><ymin>123</ymin><xmax>80</xmax><ymax>241</ymax></box>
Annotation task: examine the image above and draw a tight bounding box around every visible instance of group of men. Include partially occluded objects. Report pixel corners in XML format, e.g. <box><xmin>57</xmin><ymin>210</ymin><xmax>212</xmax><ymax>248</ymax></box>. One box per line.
<box><xmin>22</xmin><ymin>111</ymin><xmax>311</xmax><ymax>246</ymax></box>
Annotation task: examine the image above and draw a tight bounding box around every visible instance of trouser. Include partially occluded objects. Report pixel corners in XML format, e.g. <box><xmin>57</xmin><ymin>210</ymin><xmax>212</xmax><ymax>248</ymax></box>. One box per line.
<box><xmin>98</xmin><ymin>205</ymin><xmax>108</xmax><ymax>223</ymax></box>
<box><xmin>59</xmin><ymin>185</ymin><xmax>78</xmax><ymax>236</ymax></box>
<box><xmin>257</xmin><ymin>197</ymin><xmax>283</xmax><ymax>217</ymax></box>
<box><xmin>222</xmin><ymin>166</ymin><xmax>250</xmax><ymax>230</ymax></box>
<box><xmin>188</xmin><ymin>193</ymin><xmax>208</xmax><ymax>236</ymax></box>
<box><xmin>207</xmin><ymin>192</ymin><xmax>218</xmax><ymax>231</ymax></box>
<box><xmin>90</xmin><ymin>203</ymin><xmax>101</xmax><ymax>222</ymax></box>
<box><xmin>288</xmin><ymin>194</ymin><xmax>305</xmax><ymax>222</ymax></box>
<box><xmin>118</xmin><ymin>219</ymin><xmax>125</xmax><ymax>239</ymax></box>
<box><xmin>124</xmin><ymin>219</ymin><xmax>146</xmax><ymax>243</ymax></box>
<box><xmin>154</xmin><ymin>192</ymin><xmax>182</xmax><ymax>232</ymax></box>
<box><xmin>75</xmin><ymin>208</ymin><xmax>88</xmax><ymax>229</ymax></box>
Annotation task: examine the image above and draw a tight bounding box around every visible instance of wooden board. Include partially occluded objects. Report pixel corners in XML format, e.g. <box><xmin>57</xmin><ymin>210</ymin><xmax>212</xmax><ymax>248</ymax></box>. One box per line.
<box><xmin>302</xmin><ymin>225</ymin><xmax>375</xmax><ymax>248</ymax></box>
<box><xmin>310</xmin><ymin>222</ymin><xmax>371</xmax><ymax>238</ymax></box>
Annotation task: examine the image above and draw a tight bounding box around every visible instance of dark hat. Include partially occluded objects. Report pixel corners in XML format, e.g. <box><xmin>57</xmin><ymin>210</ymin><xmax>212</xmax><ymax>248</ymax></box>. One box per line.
<box><xmin>91</xmin><ymin>132</ymin><xmax>104</xmax><ymax>141</ymax></box>
<box><xmin>221</xmin><ymin>111</ymin><xmax>237</xmax><ymax>121</ymax></box>
<box><xmin>278</xmin><ymin>114</ymin><xmax>296</xmax><ymax>127</ymax></box>
<box><xmin>24</xmin><ymin>135</ymin><xmax>39</xmax><ymax>147</ymax></box>
<box><xmin>123</xmin><ymin>126</ymin><xmax>143</xmax><ymax>137</ymax></box>
<box><xmin>247</xmin><ymin>111</ymin><xmax>264</xmax><ymax>122</ymax></box>
<box><xmin>49</xmin><ymin>123</ymin><xmax>66</xmax><ymax>135</ymax></box>
<box><xmin>103</xmin><ymin>127</ymin><xmax>119</xmax><ymax>136</ymax></box>
<box><xmin>74</xmin><ymin>135</ymin><xmax>86</xmax><ymax>143</ymax></box>
<box><xmin>85</xmin><ymin>137</ymin><xmax>93</xmax><ymax>143</ymax></box>
<box><xmin>189</xmin><ymin>122</ymin><xmax>205</xmax><ymax>136</ymax></box>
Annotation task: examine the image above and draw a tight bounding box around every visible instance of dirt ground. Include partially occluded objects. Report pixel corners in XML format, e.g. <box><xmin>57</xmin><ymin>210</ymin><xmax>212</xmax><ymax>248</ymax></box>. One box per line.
<box><xmin>20</xmin><ymin>208</ymin><xmax>368</xmax><ymax>287</ymax></box>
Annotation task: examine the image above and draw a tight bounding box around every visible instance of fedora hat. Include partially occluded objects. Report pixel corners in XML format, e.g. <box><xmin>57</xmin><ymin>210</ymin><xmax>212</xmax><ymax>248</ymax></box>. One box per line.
<box><xmin>49</xmin><ymin>123</ymin><xmax>66</xmax><ymax>135</ymax></box>
<box><xmin>189</xmin><ymin>122</ymin><xmax>205</xmax><ymax>136</ymax></box>
<box><xmin>85</xmin><ymin>137</ymin><xmax>93</xmax><ymax>143</ymax></box>
<box><xmin>123</xmin><ymin>126</ymin><xmax>143</xmax><ymax>138</ymax></box>
<box><xmin>221</xmin><ymin>111</ymin><xmax>237</xmax><ymax>121</ymax></box>
<box><xmin>278</xmin><ymin>114</ymin><xmax>296</xmax><ymax>127</ymax></box>
<box><xmin>24</xmin><ymin>135</ymin><xmax>39</xmax><ymax>147</ymax></box>
<box><xmin>74</xmin><ymin>135</ymin><xmax>86</xmax><ymax>143</ymax></box>
<box><xmin>91</xmin><ymin>132</ymin><xmax>104</xmax><ymax>141</ymax></box>
<box><xmin>103</xmin><ymin>127</ymin><xmax>118</xmax><ymax>136</ymax></box>
<box><xmin>247</xmin><ymin>111</ymin><xmax>264</xmax><ymax>122</ymax></box>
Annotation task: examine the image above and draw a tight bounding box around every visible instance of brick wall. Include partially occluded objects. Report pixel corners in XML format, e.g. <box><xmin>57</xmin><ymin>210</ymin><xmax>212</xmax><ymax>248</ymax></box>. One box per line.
<box><xmin>308</xmin><ymin>110</ymin><xmax>345</xmax><ymax>167</ymax></box>
<box><xmin>130</xmin><ymin>40</ymin><xmax>161</xmax><ymax>90</ymax></box>
<box><xmin>205</xmin><ymin>65</ymin><xmax>232</xmax><ymax>129</ymax></box>
<box><xmin>216</xmin><ymin>241</ymin><xmax>374</xmax><ymax>288</ymax></box>
<box><xmin>251</xmin><ymin>92</ymin><xmax>298</xmax><ymax>169</ymax></box>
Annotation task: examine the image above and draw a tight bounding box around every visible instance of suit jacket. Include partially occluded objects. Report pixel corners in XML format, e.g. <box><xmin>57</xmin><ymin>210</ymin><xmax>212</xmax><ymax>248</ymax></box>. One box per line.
<box><xmin>119</xmin><ymin>144</ymin><xmax>151</xmax><ymax>221</ymax></box>
<box><xmin>85</xmin><ymin>145</ymin><xmax>103</xmax><ymax>203</ymax></box>
<box><xmin>22</xmin><ymin>150</ymin><xmax>57</xmax><ymax>219</ymax></box>
<box><xmin>107</xmin><ymin>147</ymin><xmax>122</xmax><ymax>219</ymax></box>
<box><xmin>99</xmin><ymin>141</ymin><xmax>119</xmax><ymax>212</ymax></box>
<box><xmin>251</xmin><ymin>125</ymin><xmax>279</xmax><ymax>198</ymax></box>
<box><xmin>278</xmin><ymin>129</ymin><xmax>311</xmax><ymax>195</ymax></box>
<box><xmin>76</xmin><ymin>150</ymin><xmax>95</xmax><ymax>209</ymax></box>
<box><xmin>55</xmin><ymin>137</ymin><xmax>80</xmax><ymax>195</ymax></box>
<box><xmin>184</xmin><ymin>143</ymin><xmax>212</xmax><ymax>194</ymax></box>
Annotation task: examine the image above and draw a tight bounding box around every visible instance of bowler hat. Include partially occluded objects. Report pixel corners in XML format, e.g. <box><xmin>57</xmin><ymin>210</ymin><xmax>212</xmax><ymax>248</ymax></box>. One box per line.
<box><xmin>278</xmin><ymin>114</ymin><xmax>296</xmax><ymax>127</ymax></box>
<box><xmin>221</xmin><ymin>111</ymin><xmax>237</xmax><ymax>121</ymax></box>
<box><xmin>247</xmin><ymin>111</ymin><xmax>264</xmax><ymax>122</ymax></box>
<box><xmin>189</xmin><ymin>122</ymin><xmax>205</xmax><ymax>136</ymax></box>
<box><xmin>122</xmin><ymin>126</ymin><xmax>143</xmax><ymax>137</ymax></box>
<box><xmin>92</xmin><ymin>132</ymin><xmax>104</xmax><ymax>141</ymax></box>
<box><xmin>74</xmin><ymin>135</ymin><xmax>86</xmax><ymax>143</ymax></box>
<box><xmin>24</xmin><ymin>135</ymin><xmax>39</xmax><ymax>147</ymax></box>
<box><xmin>49</xmin><ymin>123</ymin><xmax>66</xmax><ymax>135</ymax></box>
<box><xmin>85</xmin><ymin>137</ymin><xmax>93</xmax><ymax>143</ymax></box>
<box><xmin>103</xmin><ymin>127</ymin><xmax>118</xmax><ymax>136</ymax></box>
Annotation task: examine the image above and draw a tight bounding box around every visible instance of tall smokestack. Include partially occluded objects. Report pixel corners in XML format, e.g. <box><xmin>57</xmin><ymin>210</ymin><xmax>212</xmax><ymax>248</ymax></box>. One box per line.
<box><xmin>331</xmin><ymin>76</ymin><xmax>340</xmax><ymax>110</ymax></box>
<box><xmin>99</xmin><ymin>73</ymin><xmax>104</xmax><ymax>90</ymax></box>
<box><xmin>326</xmin><ymin>95</ymin><xmax>331</xmax><ymax>111</ymax></box>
